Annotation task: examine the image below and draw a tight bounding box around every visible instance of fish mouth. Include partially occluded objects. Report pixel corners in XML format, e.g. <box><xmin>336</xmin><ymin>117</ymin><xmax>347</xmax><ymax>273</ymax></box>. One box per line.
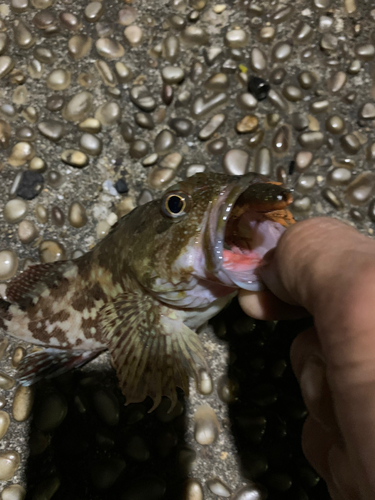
<box><xmin>207</xmin><ymin>173</ymin><xmax>294</xmax><ymax>291</ymax></box>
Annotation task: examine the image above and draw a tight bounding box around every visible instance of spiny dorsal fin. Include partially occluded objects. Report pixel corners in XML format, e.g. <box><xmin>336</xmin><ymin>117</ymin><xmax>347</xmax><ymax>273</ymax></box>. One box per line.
<box><xmin>99</xmin><ymin>292</ymin><xmax>208</xmax><ymax>412</ymax></box>
<box><xmin>6</xmin><ymin>261</ymin><xmax>76</xmax><ymax>305</ymax></box>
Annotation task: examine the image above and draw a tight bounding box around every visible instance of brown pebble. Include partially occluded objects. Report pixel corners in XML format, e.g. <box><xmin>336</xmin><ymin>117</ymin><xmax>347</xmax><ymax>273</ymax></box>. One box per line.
<box><xmin>236</xmin><ymin>115</ymin><xmax>258</xmax><ymax>133</ymax></box>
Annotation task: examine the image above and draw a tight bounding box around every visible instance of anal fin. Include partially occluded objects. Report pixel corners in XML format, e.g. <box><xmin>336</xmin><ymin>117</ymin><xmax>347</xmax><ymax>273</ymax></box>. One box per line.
<box><xmin>16</xmin><ymin>348</ymin><xmax>104</xmax><ymax>386</ymax></box>
<box><xmin>99</xmin><ymin>292</ymin><xmax>208</xmax><ymax>412</ymax></box>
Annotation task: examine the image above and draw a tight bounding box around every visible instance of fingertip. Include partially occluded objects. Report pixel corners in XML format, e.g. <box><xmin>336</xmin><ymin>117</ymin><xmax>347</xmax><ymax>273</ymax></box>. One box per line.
<box><xmin>238</xmin><ymin>289</ymin><xmax>307</xmax><ymax>321</ymax></box>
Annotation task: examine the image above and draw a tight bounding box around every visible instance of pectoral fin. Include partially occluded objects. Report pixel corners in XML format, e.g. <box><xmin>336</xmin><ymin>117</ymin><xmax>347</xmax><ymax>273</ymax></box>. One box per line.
<box><xmin>99</xmin><ymin>292</ymin><xmax>208</xmax><ymax>412</ymax></box>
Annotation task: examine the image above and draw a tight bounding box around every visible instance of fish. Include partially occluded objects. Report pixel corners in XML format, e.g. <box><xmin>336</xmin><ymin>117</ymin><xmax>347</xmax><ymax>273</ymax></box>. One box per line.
<box><xmin>0</xmin><ymin>172</ymin><xmax>294</xmax><ymax>411</ymax></box>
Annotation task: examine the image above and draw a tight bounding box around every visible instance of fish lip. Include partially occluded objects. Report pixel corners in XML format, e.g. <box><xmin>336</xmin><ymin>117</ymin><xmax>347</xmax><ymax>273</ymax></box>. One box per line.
<box><xmin>206</xmin><ymin>173</ymin><xmax>291</xmax><ymax>287</ymax></box>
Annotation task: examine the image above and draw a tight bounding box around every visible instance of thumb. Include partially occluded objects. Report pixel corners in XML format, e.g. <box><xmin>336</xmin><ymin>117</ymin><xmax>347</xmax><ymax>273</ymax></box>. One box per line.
<box><xmin>261</xmin><ymin>217</ymin><xmax>375</xmax><ymax>499</ymax></box>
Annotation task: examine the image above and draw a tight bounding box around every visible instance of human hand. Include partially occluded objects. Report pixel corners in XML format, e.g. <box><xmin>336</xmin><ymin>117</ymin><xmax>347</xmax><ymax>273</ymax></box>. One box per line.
<box><xmin>238</xmin><ymin>217</ymin><xmax>375</xmax><ymax>500</ymax></box>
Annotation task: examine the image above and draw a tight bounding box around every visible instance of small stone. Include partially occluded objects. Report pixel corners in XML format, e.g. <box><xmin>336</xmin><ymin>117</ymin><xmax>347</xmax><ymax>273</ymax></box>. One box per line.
<box><xmin>327</xmin><ymin>71</ymin><xmax>347</xmax><ymax>93</ymax></box>
<box><xmin>161</xmin><ymin>66</ymin><xmax>184</xmax><ymax>84</ymax></box>
<box><xmin>61</xmin><ymin>150</ymin><xmax>89</xmax><ymax>168</ymax></box>
<box><xmin>0</xmin><ymin>411</ymin><xmax>9</xmax><ymax>440</ymax></box>
<box><xmin>272</xmin><ymin>125</ymin><xmax>291</xmax><ymax>155</ymax></box>
<box><xmin>310</xmin><ymin>99</ymin><xmax>330</xmax><ymax>114</ymax></box>
<box><xmin>268</xmin><ymin>89</ymin><xmax>289</xmax><ymax>113</ymax></box>
<box><xmin>95</xmin><ymin>101</ymin><xmax>121</xmax><ymax>126</ymax></box>
<box><xmin>232</xmin><ymin>484</ymin><xmax>266</xmax><ymax>500</ymax></box>
<box><xmin>272</xmin><ymin>41</ymin><xmax>292</xmax><ymax>62</ymax></box>
<box><xmin>298</xmin><ymin>132</ymin><xmax>325</xmax><ymax>151</ymax></box>
<box><xmin>159</xmin><ymin>152</ymin><xmax>182</xmax><ymax>170</ymax></box>
<box><xmin>118</xmin><ymin>6</ymin><xmax>137</xmax><ymax>25</ymax></box>
<box><xmin>154</xmin><ymin>129</ymin><xmax>177</xmax><ymax>154</ymax></box>
<box><xmin>346</xmin><ymin>172</ymin><xmax>375</xmax><ymax>205</ymax></box>
<box><xmin>298</xmin><ymin>71</ymin><xmax>316</xmax><ymax>90</ymax></box>
<box><xmin>114</xmin><ymin>62</ymin><xmax>132</xmax><ymax>83</ymax></box>
<box><xmin>64</xmin><ymin>91</ymin><xmax>93</xmax><ymax>123</ymax></box>
<box><xmin>79</xmin><ymin>133</ymin><xmax>103</xmax><ymax>156</ymax></box>
<box><xmin>129</xmin><ymin>140</ymin><xmax>149</xmax><ymax>159</ymax></box>
<box><xmin>204</xmin><ymin>72</ymin><xmax>229</xmax><ymax>91</ymax></box>
<box><xmin>295</xmin><ymin>151</ymin><xmax>313</xmax><ymax>172</ymax></box>
<box><xmin>1</xmin><ymin>484</ymin><xmax>26</xmax><ymax>500</ymax></box>
<box><xmin>250</xmin><ymin>47</ymin><xmax>267</xmax><ymax>73</ymax></box>
<box><xmin>47</xmin><ymin>170</ymin><xmax>64</xmax><ymax>189</ymax></box>
<box><xmin>68</xmin><ymin>202</ymin><xmax>87</xmax><ymax>228</ymax></box>
<box><xmin>39</xmin><ymin>240</ymin><xmax>66</xmax><ymax>263</ymax></box>
<box><xmin>322</xmin><ymin>187</ymin><xmax>344</xmax><ymax>210</ymax></box>
<box><xmin>326</xmin><ymin>115</ymin><xmax>345</xmax><ymax>134</ymax></box>
<box><xmin>270</xmin><ymin>68</ymin><xmax>286</xmax><ymax>85</ymax></box>
<box><xmin>92</xmin><ymin>389</ymin><xmax>120</xmax><ymax>426</ymax></box>
<box><xmin>327</xmin><ymin>167</ymin><xmax>352</xmax><ymax>185</ymax></box>
<box><xmin>162</xmin><ymin>35</ymin><xmax>180</xmax><ymax>63</ymax></box>
<box><xmin>181</xmin><ymin>26</ymin><xmax>209</xmax><ymax>46</ymax></box>
<box><xmin>0</xmin><ymin>250</ymin><xmax>18</xmax><ymax>281</ymax></box>
<box><xmin>18</xmin><ymin>220</ymin><xmax>38</xmax><ymax>244</ymax></box>
<box><xmin>183</xmin><ymin>479</ymin><xmax>203</xmax><ymax>500</ymax></box>
<box><xmin>293</xmin><ymin>21</ymin><xmax>313</xmax><ymax>44</ymax></box>
<box><xmin>34</xmin><ymin>391</ymin><xmax>68</xmax><ymax>432</ymax></box>
<box><xmin>194</xmin><ymin>404</ymin><xmax>220</xmax><ymax>445</ymax></box>
<box><xmin>11</xmin><ymin>346</ymin><xmax>26</xmax><ymax>368</ymax></box>
<box><xmin>223</xmin><ymin>149</ymin><xmax>249</xmax><ymax>176</ymax></box>
<box><xmin>4</xmin><ymin>199</ymin><xmax>28</xmax><ymax>224</ymax></box>
<box><xmin>85</xmin><ymin>1</ymin><xmax>104</xmax><ymax>22</ymax></box>
<box><xmin>191</xmin><ymin>93</ymin><xmax>228</xmax><ymax>119</ymax></box>
<box><xmin>46</xmin><ymin>68</ymin><xmax>71</xmax><ymax>90</ymax></box>
<box><xmin>206</xmin><ymin>478</ymin><xmax>231</xmax><ymax>498</ymax></box>
<box><xmin>186</xmin><ymin>164</ymin><xmax>206</xmax><ymax>177</ymax></box>
<box><xmin>248</xmin><ymin>76</ymin><xmax>270</xmax><ymax>101</ymax></box>
<box><xmin>22</xmin><ymin>106</ymin><xmax>38</xmax><ymax>124</ymax></box>
<box><xmin>68</xmin><ymin>34</ymin><xmax>92</xmax><ymax>60</ymax></box>
<box><xmin>46</xmin><ymin>95</ymin><xmax>64</xmax><ymax>112</ymax></box>
<box><xmin>207</xmin><ymin>137</ymin><xmax>228</xmax><ymax>155</ymax></box>
<box><xmin>217</xmin><ymin>375</ymin><xmax>239</xmax><ymax>403</ymax></box>
<box><xmin>130</xmin><ymin>86</ymin><xmax>156</xmax><ymax>112</ymax></box>
<box><xmin>359</xmin><ymin>103</ymin><xmax>375</xmax><ymax>120</ymax></box>
<box><xmin>8</xmin><ymin>142</ymin><xmax>35</xmax><ymax>167</ymax></box>
<box><xmin>296</xmin><ymin>175</ymin><xmax>316</xmax><ymax>193</ymax></box>
<box><xmin>148</xmin><ymin>167</ymin><xmax>176</xmax><ymax>190</ymax></box>
<box><xmin>283</xmin><ymin>85</ymin><xmax>303</xmax><ymax>102</ymax></box>
<box><xmin>51</xmin><ymin>206</ymin><xmax>65</xmax><ymax>228</ymax></box>
<box><xmin>124</xmin><ymin>25</ymin><xmax>143</xmax><ymax>47</ymax></box>
<box><xmin>0</xmin><ymin>451</ymin><xmax>20</xmax><ymax>481</ymax></box>
<box><xmin>96</xmin><ymin>38</ymin><xmax>125</xmax><ymax>59</ymax></box>
<box><xmin>38</xmin><ymin>120</ymin><xmax>65</xmax><ymax>142</ymax></box>
<box><xmin>320</xmin><ymin>33</ymin><xmax>338</xmax><ymax>52</ymax></box>
<box><xmin>0</xmin><ymin>371</ymin><xmax>14</xmax><ymax>390</ymax></box>
<box><xmin>78</xmin><ymin>118</ymin><xmax>101</xmax><ymax>134</ymax></box>
<box><xmin>13</xmin><ymin>20</ymin><xmax>35</xmax><ymax>49</ymax></box>
<box><xmin>33</xmin><ymin>46</ymin><xmax>56</xmax><ymax>64</ymax></box>
<box><xmin>142</xmin><ymin>154</ymin><xmax>158</xmax><ymax>167</ymax></box>
<box><xmin>97</xmin><ymin>220</ymin><xmax>111</xmax><ymax>239</ymax></box>
<box><xmin>199</xmin><ymin>113</ymin><xmax>226</xmax><ymax>140</ymax></box>
<box><xmin>169</xmin><ymin>118</ymin><xmax>193</xmax><ymax>137</ymax></box>
<box><xmin>254</xmin><ymin>147</ymin><xmax>273</xmax><ymax>176</ymax></box>
<box><xmin>340</xmin><ymin>134</ymin><xmax>360</xmax><ymax>155</ymax></box>
<box><xmin>236</xmin><ymin>115</ymin><xmax>258</xmax><ymax>133</ymax></box>
<box><xmin>35</xmin><ymin>204</ymin><xmax>48</xmax><ymax>224</ymax></box>
<box><xmin>0</xmin><ymin>120</ymin><xmax>11</xmax><ymax>149</ymax></box>
<box><xmin>224</xmin><ymin>29</ymin><xmax>248</xmax><ymax>48</ymax></box>
<box><xmin>196</xmin><ymin>369</ymin><xmax>213</xmax><ymax>395</ymax></box>
<box><xmin>162</xmin><ymin>84</ymin><xmax>174</xmax><ymax>106</ymax></box>
<box><xmin>12</xmin><ymin>386</ymin><xmax>34</xmax><ymax>422</ymax></box>
<box><xmin>355</xmin><ymin>44</ymin><xmax>375</xmax><ymax>61</ymax></box>
<box><xmin>236</xmin><ymin>93</ymin><xmax>258</xmax><ymax>111</ymax></box>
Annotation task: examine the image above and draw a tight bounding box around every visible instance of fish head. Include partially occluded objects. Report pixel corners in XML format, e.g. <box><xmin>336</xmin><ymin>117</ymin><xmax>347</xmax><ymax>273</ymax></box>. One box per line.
<box><xmin>125</xmin><ymin>172</ymin><xmax>294</xmax><ymax>304</ymax></box>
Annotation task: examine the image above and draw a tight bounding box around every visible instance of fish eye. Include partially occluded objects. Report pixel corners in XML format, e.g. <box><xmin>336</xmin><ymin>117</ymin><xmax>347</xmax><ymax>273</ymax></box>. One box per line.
<box><xmin>161</xmin><ymin>192</ymin><xmax>190</xmax><ymax>218</ymax></box>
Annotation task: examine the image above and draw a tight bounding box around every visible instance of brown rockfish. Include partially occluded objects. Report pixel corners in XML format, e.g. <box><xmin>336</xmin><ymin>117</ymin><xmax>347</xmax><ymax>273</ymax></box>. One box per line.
<box><xmin>0</xmin><ymin>172</ymin><xmax>294</xmax><ymax>410</ymax></box>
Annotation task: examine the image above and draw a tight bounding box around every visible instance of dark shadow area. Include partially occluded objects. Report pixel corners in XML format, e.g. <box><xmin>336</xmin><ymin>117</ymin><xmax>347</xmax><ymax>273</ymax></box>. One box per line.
<box><xmin>213</xmin><ymin>298</ymin><xmax>330</xmax><ymax>500</ymax></box>
<box><xmin>25</xmin><ymin>367</ymin><xmax>191</xmax><ymax>500</ymax></box>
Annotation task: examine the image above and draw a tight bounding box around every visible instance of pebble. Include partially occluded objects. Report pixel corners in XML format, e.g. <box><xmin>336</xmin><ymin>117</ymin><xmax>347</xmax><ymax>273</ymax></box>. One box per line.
<box><xmin>283</xmin><ymin>85</ymin><xmax>303</xmax><ymax>102</ymax></box>
<box><xmin>272</xmin><ymin>125</ymin><xmax>291</xmax><ymax>155</ymax></box>
<box><xmin>114</xmin><ymin>62</ymin><xmax>132</xmax><ymax>83</ymax></box>
<box><xmin>13</xmin><ymin>20</ymin><xmax>35</xmax><ymax>49</ymax></box>
<box><xmin>38</xmin><ymin>120</ymin><xmax>65</xmax><ymax>142</ymax></box>
<box><xmin>359</xmin><ymin>103</ymin><xmax>375</xmax><ymax>120</ymax></box>
<box><xmin>39</xmin><ymin>240</ymin><xmax>66</xmax><ymax>263</ymax></box>
<box><xmin>207</xmin><ymin>137</ymin><xmax>228</xmax><ymax>155</ymax></box>
<box><xmin>18</xmin><ymin>220</ymin><xmax>38</xmax><ymax>244</ymax></box>
<box><xmin>294</xmin><ymin>21</ymin><xmax>313</xmax><ymax>44</ymax></box>
<box><xmin>0</xmin><ymin>250</ymin><xmax>18</xmax><ymax>281</ymax></box>
<box><xmin>95</xmin><ymin>101</ymin><xmax>121</xmax><ymax>126</ymax></box>
<box><xmin>254</xmin><ymin>147</ymin><xmax>273</xmax><ymax>176</ymax></box>
<box><xmin>217</xmin><ymin>375</ymin><xmax>238</xmax><ymax>403</ymax></box>
<box><xmin>154</xmin><ymin>129</ymin><xmax>176</xmax><ymax>154</ymax></box>
<box><xmin>61</xmin><ymin>149</ymin><xmax>89</xmax><ymax>168</ymax></box>
<box><xmin>118</xmin><ymin>6</ymin><xmax>137</xmax><ymax>25</ymax></box>
<box><xmin>326</xmin><ymin>115</ymin><xmax>345</xmax><ymax>134</ymax></box>
<box><xmin>79</xmin><ymin>118</ymin><xmax>101</xmax><ymax>133</ymax></box>
<box><xmin>96</xmin><ymin>220</ymin><xmax>111</xmax><ymax>239</ymax></box>
<box><xmin>327</xmin><ymin>71</ymin><xmax>347</xmax><ymax>93</ymax></box>
<box><xmin>236</xmin><ymin>93</ymin><xmax>258</xmax><ymax>111</ymax></box>
<box><xmin>68</xmin><ymin>34</ymin><xmax>92</xmax><ymax>60</ymax></box>
<box><xmin>34</xmin><ymin>391</ymin><xmax>68</xmax><ymax>432</ymax></box>
<box><xmin>129</xmin><ymin>140</ymin><xmax>149</xmax><ymax>159</ymax></box>
<box><xmin>327</xmin><ymin>167</ymin><xmax>352</xmax><ymax>186</ymax></box>
<box><xmin>4</xmin><ymin>199</ymin><xmax>28</xmax><ymax>224</ymax></box>
<box><xmin>11</xmin><ymin>346</ymin><xmax>26</xmax><ymax>368</ymax></box>
<box><xmin>162</xmin><ymin>35</ymin><xmax>180</xmax><ymax>63</ymax></box>
<box><xmin>114</xmin><ymin>178</ymin><xmax>129</xmax><ymax>194</ymax></box>
<box><xmin>272</xmin><ymin>42</ymin><xmax>292</xmax><ymax>62</ymax></box>
<box><xmin>296</xmin><ymin>175</ymin><xmax>316</xmax><ymax>193</ymax></box>
<box><xmin>142</xmin><ymin>153</ymin><xmax>158</xmax><ymax>167</ymax></box>
<box><xmin>191</xmin><ymin>93</ymin><xmax>228</xmax><ymax>119</ymax></box>
<box><xmin>130</xmin><ymin>86</ymin><xmax>156</xmax><ymax>112</ymax></box>
<box><xmin>0</xmin><ymin>120</ymin><xmax>11</xmax><ymax>149</ymax></box>
<box><xmin>64</xmin><ymin>91</ymin><xmax>93</xmax><ymax>122</ymax></box>
<box><xmin>124</xmin><ymin>25</ymin><xmax>143</xmax><ymax>47</ymax></box>
<box><xmin>15</xmin><ymin>125</ymin><xmax>35</xmax><ymax>143</ymax></box>
<box><xmin>35</xmin><ymin>204</ymin><xmax>48</xmax><ymax>224</ymax></box>
<box><xmin>92</xmin><ymin>389</ymin><xmax>120</xmax><ymax>426</ymax></box>
<box><xmin>298</xmin><ymin>71</ymin><xmax>316</xmax><ymax>90</ymax></box>
<box><xmin>47</xmin><ymin>170</ymin><xmax>64</xmax><ymax>189</ymax></box>
<box><xmin>322</xmin><ymin>187</ymin><xmax>344</xmax><ymax>210</ymax></box>
<box><xmin>0</xmin><ymin>451</ymin><xmax>20</xmax><ymax>481</ymax></box>
<box><xmin>236</xmin><ymin>115</ymin><xmax>258</xmax><ymax>134</ymax></box>
<box><xmin>12</xmin><ymin>386</ymin><xmax>34</xmax><ymax>422</ymax></box>
<box><xmin>232</xmin><ymin>484</ymin><xmax>266</xmax><ymax>500</ymax></box>
<box><xmin>340</xmin><ymin>134</ymin><xmax>360</xmax><ymax>155</ymax></box>
<box><xmin>46</xmin><ymin>68</ymin><xmax>71</xmax><ymax>90</ymax></box>
<box><xmin>0</xmin><ymin>411</ymin><xmax>9</xmax><ymax>440</ymax></box>
<box><xmin>206</xmin><ymin>478</ymin><xmax>231</xmax><ymax>497</ymax></box>
<box><xmin>184</xmin><ymin>479</ymin><xmax>203</xmax><ymax>500</ymax></box>
<box><xmin>298</xmin><ymin>131</ymin><xmax>324</xmax><ymax>151</ymax></box>
<box><xmin>1</xmin><ymin>484</ymin><xmax>26</xmax><ymax>500</ymax></box>
<box><xmin>225</xmin><ymin>29</ymin><xmax>248</xmax><ymax>48</ymax></box>
<box><xmin>346</xmin><ymin>172</ymin><xmax>375</xmax><ymax>205</ymax></box>
<box><xmin>79</xmin><ymin>133</ymin><xmax>103</xmax><ymax>156</ymax></box>
<box><xmin>248</xmin><ymin>76</ymin><xmax>270</xmax><ymax>101</ymax></box>
<box><xmin>205</xmin><ymin>72</ymin><xmax>229</xmax><ymax>91</ymax></box>
<box><xmin>194</xmin><ymin>405</ymin><xmax>220</xmax><ymax>445</ymax></box>
<box><xmin>295</xmin><ymin>151</ymin><xmax>314</xmax><ymax>172</ymax></box>
<box><xmin>199</xmin><ymin>113</ymin><xmax>225</xmax><ymax>140</ymax></box>
<box><xmin>51</xmin><ymin>206</ymin><xmax>65</xmax><ymax>228</ymax></box>
<box><xmin>356</xmin><ymin>44</ymin><xmax>375</xmax><ymax>61</ymax></box>
<box><xmin>96</xmin><ymin>38</ymin><xmax>125</xmax><ymax>59</ymax></box>
<box><xmin>159</xmin><ymin>152</ymin><xmax>182</xmax><ymax>170</ymax></box>
<box><xmin>310</xmin><ymin>99</ymin><xmax>330</xmax><ymax>114</ymax></box>
<box><xmin>268</xmin><ymin>89</ymin><xmax>289</xmax><ymax>113</ymax></box>
<box><xmin>169</xmin><ymin>118</ymin><xmax>193</xmax><ymax>137</ymax></box>
<box><xmin>223</xmin><ymin>149</ymin><xmax>249</xmax><ymax>175</ymax></box>
<box><xmin>148</xmin><ymin>167</ymin><xmax>176</xmax><ymax>189</ymax></box>
<box><xmin>85</xmin><ymin>1</ymin><xmax>104</xmax><ymax>23</ymax></box>
<box><xmin>8</xmin><ymin>142</ymin><xmax>35</xmax><ymax>167</ymax></box>
<box><xmin>196</xmin><ymin>369</ymin><xmax>213</xmax><ymax>395</ymax></box>
<box><xmin>181</xmin><ymin>26</ymin><xmax>209</xmax><ymax>46</ymax></box>
<box><xmin>250</xmin><ymin>48</ymin><xmax>267</xmax><ymax>73</ymax></box>
<box><xmin>161</xmin><ymin>66</ymin><xmax>184</xmax><ymax>84</ymax></box>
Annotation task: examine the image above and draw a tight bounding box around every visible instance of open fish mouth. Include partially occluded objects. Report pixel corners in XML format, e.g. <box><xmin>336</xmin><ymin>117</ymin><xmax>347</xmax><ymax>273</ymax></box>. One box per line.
<box><xmin>207</xmin><ymin>173</ymin><xmax>294</xmax><ymax>291</ymax></box>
